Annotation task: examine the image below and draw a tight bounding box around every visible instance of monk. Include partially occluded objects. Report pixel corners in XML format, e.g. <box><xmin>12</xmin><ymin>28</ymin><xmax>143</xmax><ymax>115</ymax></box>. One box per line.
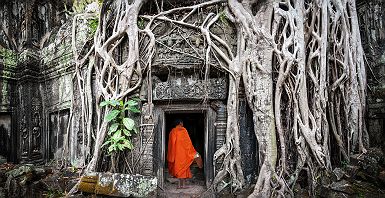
<box><xmin>167</xmin><ymin>119</ymin><xmax>203</xmax><ymax>189</ymax></box>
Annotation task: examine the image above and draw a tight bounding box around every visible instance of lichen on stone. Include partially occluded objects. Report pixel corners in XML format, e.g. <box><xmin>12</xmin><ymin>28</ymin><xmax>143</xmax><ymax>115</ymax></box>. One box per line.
<box><xmin>0</xmin><ymin>48</ymin><xmax>17</xmax><ymax>67</ymax></box>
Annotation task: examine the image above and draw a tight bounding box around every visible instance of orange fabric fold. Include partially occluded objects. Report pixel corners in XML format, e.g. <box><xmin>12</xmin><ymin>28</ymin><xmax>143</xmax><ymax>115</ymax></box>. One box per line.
<box><xmin>167</xmin><ymin>125</ymin><xmax>197</xmax><ymax>178</ymax></box>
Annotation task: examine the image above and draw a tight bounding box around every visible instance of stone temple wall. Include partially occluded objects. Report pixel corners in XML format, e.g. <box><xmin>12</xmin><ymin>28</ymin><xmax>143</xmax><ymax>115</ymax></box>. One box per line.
<box><xmin>0</xmin><ymin>0</ymin><xmax>383</xmax><ymax>180</ymax></box>
<box><xmin>0</xmin><ymin>0</ymin><xmax>89</xmax><ymax>164</ymax></box>
<box><xmin>357</xmin><ymin>0</ymin><xmax>385</xmax><ymax>152</ymax></box>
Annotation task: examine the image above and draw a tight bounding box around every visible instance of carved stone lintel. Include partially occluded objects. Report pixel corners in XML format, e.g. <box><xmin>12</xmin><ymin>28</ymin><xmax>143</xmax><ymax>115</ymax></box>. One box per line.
<box><xmin>153</xmin><ymin>78</ymin><xmax>227</xmax><ymax>101</ymax></box>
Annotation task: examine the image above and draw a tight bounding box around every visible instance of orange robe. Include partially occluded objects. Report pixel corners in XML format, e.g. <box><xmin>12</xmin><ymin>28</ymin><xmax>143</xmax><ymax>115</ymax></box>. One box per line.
<box><xmin>167</xmin><ymin>125</ymin><xmax>197</xmax><ymax>178</ymax></box>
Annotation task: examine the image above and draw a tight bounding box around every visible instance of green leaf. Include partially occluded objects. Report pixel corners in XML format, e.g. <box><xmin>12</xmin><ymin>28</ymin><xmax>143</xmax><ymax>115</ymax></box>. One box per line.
<box><xmin>117</xmin><ymin>143</ymin><xmax>123</xmax><ymax>151</ymax></box>
<box><xmin>131</xmin><ymin>97</ymin><xmax>140</xmax><ymax>101</ymax></box>
<box><xmin>110</xmin><ymin>99</ymin><xmax>120</xmax><ymax>107</ymax></box>
<box><xmin>133</xmin><ymin>127</ymin><xmax>139</xmax><ymax>134</ymax></box>
<box><xmin>101</xmin><ymin>140</ymin><xmax>111</xmax><ymax>148</ymax></box>
<box><xmin>105</xmin><ymin>110</ymin><xmax>120</xmax><ymax>122</ymax></box>
<box><xmin>122</xmin><ymin>139</ymin><xmax>133</xmax><ymax>150</ymax></box>
<box><xmin>123</xmin><ymin>118</ymin><xmax>135</xmax><ymax>130</ymax></box>
<box><xmin>125</xmin><ymin>100</ymin><xmax>138</xmax><ymax>107</ymax></box>
<box><xmin>127</xmin><ymin>106</ymin><xmax>141</xmax><ymax>113</ymax></box>
<box><xmin>100</xmin><ymin>101</ymin><xmax>109</xmax><ymax>107</ymax></box>
<box><xmin>111</xmin><ymin>130</ymin><xmax>122</xmax><ymax>141</ymax></box>
<box><xmin>123</xmin><ymin>129</ymin><xmax>131</xmax><ymax>137</ymax></box>
<box><xmin>120</xmin><ymin>100</ymin><xmax>124</xmax><ymax>107</ymax></box>
<box><xmin>108</xmin><ymin>123</ymin><xmax>119</xmax><ymax>134</ymax></box>
<box><xmin>108</xmin><ymin>144</ymin><xmax>116</xmax><ymax>153</ymax></box>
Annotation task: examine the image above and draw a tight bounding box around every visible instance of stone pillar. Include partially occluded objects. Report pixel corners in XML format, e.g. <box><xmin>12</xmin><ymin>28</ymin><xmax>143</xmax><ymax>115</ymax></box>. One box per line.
<box><xmin>140</xmin><ymin>102</ymin><xmax>155</xmax><ymax>175</ymax></box>
<box><xmin>18</xmin><ymin>49</ymin><xmax>44</xmax><ymax>164</ymax></box>
<box><xmin>19</xmin><ymin>83</ymin><xmax>43</xmax><ymax>163</ymax></box>
<box><xmin>212</xmin><ymin>101</ymin><xmax>227</xmax><ymax>174</ymax></box>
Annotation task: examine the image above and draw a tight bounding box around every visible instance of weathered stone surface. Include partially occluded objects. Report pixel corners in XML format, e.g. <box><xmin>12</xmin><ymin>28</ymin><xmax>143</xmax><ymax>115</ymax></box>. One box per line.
<box><xmin>0</xmin><ymin>156</ymin><xmax>6</xmax><ymax>165</ymax></box>
<box><xmin>315</xmin><ymin>148</ymin><xmax>385</xmax><ymax>198</ymax></box>
<box><xmin>358</xmin><ymin>0</ymin><xmax>385</xmax><ymax>153</ymax></box>
<box><xmin>5</xmin><ymin>164</ymin><xmax>35</xmax><ymax>180</ymax></box>
<box><xmin>4</xmin><ymin>164</ymin><xmax>50</xmax><ymax>197</ymax></box>
<box><xmin>351</xmin><ymin>148</ymin><xmax>384</xmax><ymax>177</ymax></box>
<box><xmin>379</xmin><ymin>170</ymin><xmax>385</xmax><ymax>184</ymax></box>
<box><xmin>78</xmin><ymin>172</ymin><xmax>157</xmax><ymax>197</ymax></box>
<box><xmin>38</xmin><ymin>174</ymin><xmax>63</xmax><ymax>193</ymax></box>
<box><xmin>153</xmin><ymin>77</ymin><xmax>227</xmax><ymax>100</ymax></box>
<box><xmin>330</xmin><ymin>180</ymin><xmax>355</xmax><ymax>194</ymax></box>
<box><xmin>330</xmin><ymin>180</ymin><xmax>384</xmax><ymax>198</ymax></box>
<box><xmin>332</xmin><ymin>168</ymin><xmax>345</xmax><ymax>181</ymax></box>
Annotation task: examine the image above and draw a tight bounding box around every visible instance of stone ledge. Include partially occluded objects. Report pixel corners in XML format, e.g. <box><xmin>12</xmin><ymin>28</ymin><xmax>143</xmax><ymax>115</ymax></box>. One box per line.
<box><xmin>78</xmin><ymin>172</ymin><xmax>157</xmax><ymax>197</ymax></box>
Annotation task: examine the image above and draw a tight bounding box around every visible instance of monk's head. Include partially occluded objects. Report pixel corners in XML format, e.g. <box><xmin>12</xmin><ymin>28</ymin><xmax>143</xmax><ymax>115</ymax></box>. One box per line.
<box><xmin>174</xmin><ymin>119</ymin><xmax>183</xmax><ymax>127</ymax></box>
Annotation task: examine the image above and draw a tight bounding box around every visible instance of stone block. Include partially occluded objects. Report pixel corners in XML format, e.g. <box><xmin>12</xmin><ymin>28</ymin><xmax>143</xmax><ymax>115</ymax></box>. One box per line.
<box><xmin>78</xmin><ymin>172</ymin><xmax>157</xmax><ymax>197</ymax></box>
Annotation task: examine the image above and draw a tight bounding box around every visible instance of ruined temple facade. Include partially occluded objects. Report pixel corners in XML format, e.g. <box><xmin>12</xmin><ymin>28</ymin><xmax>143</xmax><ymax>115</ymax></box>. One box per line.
<box><xmin>0</xmin><ymin>0</ymin><xmax>71</xmax><ymax>163</ymax></box>
<box><xmin>0</xmin><ymin>0</ymin><xmax>258</xmax><ymax>187</ymax></box>
<box><xmin>0</xmin><ymin>0</ymin><xmax>384</xmax><ymax>189</ymax></box>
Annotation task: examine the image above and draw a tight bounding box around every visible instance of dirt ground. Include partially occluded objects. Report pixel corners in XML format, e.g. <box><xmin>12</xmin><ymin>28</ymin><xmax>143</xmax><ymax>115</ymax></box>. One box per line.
<box><xmin>163</xmin><ymin>164</ymin><xmax>207</xmax><ymax>198</ymax></box>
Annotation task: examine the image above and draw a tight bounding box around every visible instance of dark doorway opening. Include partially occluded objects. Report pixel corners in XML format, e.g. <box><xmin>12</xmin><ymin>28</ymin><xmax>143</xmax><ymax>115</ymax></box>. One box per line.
<box><xmin>0</xmin><ymin>113</ymin><xmax>12</xmax><ymax>162</ymax></box>
<box><xmin>49</xmin><ymin>109</ymin><xmax>70</xmax><ymax>160</ymax></box>
<box><xmin>164</xmin><ymin>112</ymin><xmax>206</xmax><ymax>193</ymax></box>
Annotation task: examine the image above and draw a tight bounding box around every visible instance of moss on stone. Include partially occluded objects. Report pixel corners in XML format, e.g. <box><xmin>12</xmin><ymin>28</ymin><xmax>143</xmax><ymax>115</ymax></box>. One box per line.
<box><xmin>0</xmin><ymin>48</ymin><xmax>17</xmax><ymax>67</ymax></box>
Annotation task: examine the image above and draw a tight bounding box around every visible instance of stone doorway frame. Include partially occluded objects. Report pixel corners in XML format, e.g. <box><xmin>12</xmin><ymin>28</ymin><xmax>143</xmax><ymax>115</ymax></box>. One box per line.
<box><xmin>154</xmin><ymin>103</ymin><xmax>216</xmax><ymax>189</ymax></box>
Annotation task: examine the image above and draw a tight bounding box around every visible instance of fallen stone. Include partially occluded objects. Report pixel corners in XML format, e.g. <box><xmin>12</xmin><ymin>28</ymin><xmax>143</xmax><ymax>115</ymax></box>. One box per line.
<box><xmin>0</xmin><ymin>156</ymin><xmax>6</xmax><ymax>165</ymax></box>
<box><xmin>325</xmin><ymin>179</ymin><xmax>384</xmax><ymax>197</ymax></box>
<box><xmin>5</xmin><ymin>164</ymin><xmax>35</xmax><ymax>187</ymax></box>
<box><xmin>38</xmin><ymin>174</ymin><xmax>63</xmax><ymax>192</ymax></box>
<box><xmin>378</xmin><ymin>170</ymin><xmax>385</xmax><ymax>184</ymax></box>
<box><xmin>330</xmin><ymin>180</ymin><xmax>355</xmax><ymax>194</ymax></box>
<box><xmin>4</xmin><ymin>164</ymin><xmax>50</xmax><ymax>197</ymax></box>
<box><xmin>5</xmin><ymin>164</ymin><xmax>34</xmax><ymax>178</ymax></box>
<box><xmin>333</xmin><ymin>168</ymin><xmax>345</xmax><ymax>181</ymax></box>
<box><xmin>350</xmin><ymin>148</ymin><xmax>384</xmax><ymax>177</ymax></box>
<box><xmin>0</xmin><ymin>187</ymin><xmax>4</xmax><ymax>198</ymax></box>
<box><xmin>344</xmin><ymin>165</ymin><xmax>359</xmax><ymax>176</ymax></box>
<box><xmin>324</xmin><ymin>191</ymin><xmax>350</xmax><ymax>198</ymax></box>
<box><xmin>78</xmin><ymin>172</ymin><xmax>157</xmax><ymax>197</ymax></box>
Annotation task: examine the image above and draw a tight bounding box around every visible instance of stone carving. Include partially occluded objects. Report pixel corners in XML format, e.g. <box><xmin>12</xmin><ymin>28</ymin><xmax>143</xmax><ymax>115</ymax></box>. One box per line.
<box><xmin>32</xmin><ymin>111</ymin><xmax>41</xmax><ymax>153</ymax></box>
<box><xmin>77</xmin><ymin>130</ymin><xmax>84</xmax><ymax>145</ymax></box>
<box><xmin>20</xmin><ymin>113</ymin><xmax>28</xmax><ymax>156</ymax></box>
<box><xmin>212</xmin><ymin>101</ymin><xmax>227</xmax><ymax>150</ymax></box>
<box><xmin>211</xmin><ymin>101</ymin><xmax>227</xmax><ymax>170</ymax></box>
<box><xmin>153</xmin><ymin>78</ymin><xmax>227</xmax><ymax>100</ymax></box>
<box><xmin>140</xmin><ymin>102</ymin><xmax>154</xmax><ymax>175</ymax></box>
<box><xmin>154</xmin><ymin>30</ymin><xmax>204</xmax><ymax>67</ymax></box>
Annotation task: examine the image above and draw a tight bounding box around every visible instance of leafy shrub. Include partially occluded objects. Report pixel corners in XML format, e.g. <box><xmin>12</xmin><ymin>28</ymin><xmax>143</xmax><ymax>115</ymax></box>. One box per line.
<box><xmin>100</xmin><ymin>99</ymin><xmax>140</xmax><ymax>154</ymax></box>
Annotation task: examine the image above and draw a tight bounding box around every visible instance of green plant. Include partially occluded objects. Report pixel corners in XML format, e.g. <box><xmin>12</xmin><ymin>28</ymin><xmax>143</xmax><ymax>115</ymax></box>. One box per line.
<box><xmin>68</xmin><ymin>166</ymin><xmax>78</xmax><ymax>173</ymax></box>
<box><xmin>100</xmin><ymin>99</ymin><xmax>140</xmax><ymax>154</ymax></box>
<box><xmin>0</xmin><ymin>48</ymin><xmax>17</xmax><ymax>66</ymax></box>
<box><xmin>88</xmin><ymin>18</ymin><xmax>99</xmax><ymax>36</ymax></box>
<box><xmin>44</xmin><ymin>189</ymin><xmax>64</xmax><ymax>198</ymax></box>
<box><xmin>219</xmin><ymin>11</ymin><xmax>228</xmax><ymax>26</ymax></box>
<box><xmin>341</xmin><ymin>160</ymin><xmax>348</xmax><ymax>168</ymax></box>
<box><xmin>137</xmin><ymin>17</ymin><xmax>145</xmax><ymax>29</ymax></box>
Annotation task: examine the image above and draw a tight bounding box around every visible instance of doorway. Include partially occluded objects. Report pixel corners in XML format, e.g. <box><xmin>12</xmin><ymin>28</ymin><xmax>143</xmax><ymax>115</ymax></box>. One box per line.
<box><xmin>0</xmin><ymin>113</ymin><xmax>12</xmax><ymax>162</ymax></box>
<box><xmin>163</xmin><ymin>112</ymin><xmax>206</xmax><ymax>195</ymax></box>
<box><xmin>165</xmin><ymin>113</ymin><xmax>205</xmax><ymax>164</ymax></box>
<box><xmin>154</xmin><ymin>104</ymin><xmax>216</xmax><ymax>195</ymax></box>
<box><xmin>49</xmin><ymin>109</ymin><xmax>70</xmax><ymax>160</ymax></box>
